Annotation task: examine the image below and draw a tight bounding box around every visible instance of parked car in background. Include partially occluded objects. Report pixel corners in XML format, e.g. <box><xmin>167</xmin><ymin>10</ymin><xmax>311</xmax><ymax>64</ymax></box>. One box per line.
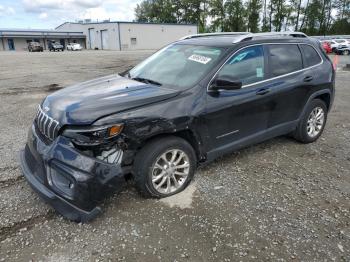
<box><xmin>49</xmin><ymin>42</ymin><xmax>64</xmax><ymax>52</ymax></box>
<box><xmin>28</xmin><ymin>42</ymin><xmax>43</xmax><ymax>52</ymax></box>
<box><xmin>330</xmin><ymin>39</ymin><xmax>350</xmax><ymax>52</ymax></box>
<box><xmin>67</xmin><ymin>43</ymin><xmax>82</xmax><ymax>51</ymax></box>
<box><xmin>20</xmin><ymin>32</ymin><xmax>335</xmax><ymax>222</ymax></box>
<box><xmin>320</xmin><ymin>41</ymin><xmax>332</xmax><ymax>53</ymax></box>
<box><xmin>335</xmin><ymin>46</ymin><xmax>350</xmax><ymax>55</ymax></box>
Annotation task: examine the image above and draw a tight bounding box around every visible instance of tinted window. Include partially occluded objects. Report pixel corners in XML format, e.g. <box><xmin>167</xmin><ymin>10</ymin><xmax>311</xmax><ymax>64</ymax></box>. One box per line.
<box><xmin>300</xmin><ymin>45</ymin><xmax>322</xmax><ymax>67</ymax></box>
<box><xmin>218</xmin><ymin>45</ymin><xmax>265</xmax><ymax>86</ymax></box>
<box><xmin>268</xmin><ymin>44</ymin><xmax>302</xmax><ymax>77</ymax></box>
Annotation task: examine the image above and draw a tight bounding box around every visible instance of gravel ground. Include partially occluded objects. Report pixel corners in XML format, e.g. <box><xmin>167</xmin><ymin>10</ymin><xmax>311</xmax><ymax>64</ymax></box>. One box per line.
<box><xmin>0</xmin><ymin>51</ymin><xmax>349</xmax><ymax>261</ymax></box>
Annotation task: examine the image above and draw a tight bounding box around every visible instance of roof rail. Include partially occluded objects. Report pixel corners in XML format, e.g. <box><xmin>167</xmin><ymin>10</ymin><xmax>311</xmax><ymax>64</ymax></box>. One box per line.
<box><xmin>232</xmin><ymin>31</ymin><xmax>308</xmax><ymax>43</ymax></box>
<box><xmin>180</xmin><ymin>32</ymin><xmax>250</xmax><ymax>40</ymax></box>
<box><xmin>180</xmin><ymin>31</ymin><xmax>308</xmax><ymax>43</ymax></box>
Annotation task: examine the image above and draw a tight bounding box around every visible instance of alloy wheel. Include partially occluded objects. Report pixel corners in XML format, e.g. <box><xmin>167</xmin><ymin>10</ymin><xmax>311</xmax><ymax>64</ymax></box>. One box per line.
<box><xmin>307</xmin><ymin>107</ymin><xmax>325</xmax><ymax>138</ymax></box>
<box><xmin>151</xmin><ymin>149</ymin><xmax>190</xmax><ymax>195</ymax></box>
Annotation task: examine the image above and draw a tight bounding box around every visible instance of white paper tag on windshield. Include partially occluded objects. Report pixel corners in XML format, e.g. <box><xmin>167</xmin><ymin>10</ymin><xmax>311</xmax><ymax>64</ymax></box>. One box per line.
<box><xmin>188</xmin><ymin>54</ymin><xmax>212</xmax><ymax>64</ymax></box>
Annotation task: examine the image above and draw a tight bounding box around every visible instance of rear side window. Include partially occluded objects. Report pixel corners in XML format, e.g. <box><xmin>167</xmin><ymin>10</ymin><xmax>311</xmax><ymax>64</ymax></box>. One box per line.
<box><xmin>268</xmin><ymin>44</ymin><xmax>303</xmax><ymax>77</ymax></box>
<box><xmin>300</xmin><ymin>45</ymin><xmax>322</xmax><ymax>67</ymax></box>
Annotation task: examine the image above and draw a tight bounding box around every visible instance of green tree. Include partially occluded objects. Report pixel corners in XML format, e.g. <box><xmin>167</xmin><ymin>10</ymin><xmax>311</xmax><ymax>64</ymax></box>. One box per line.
<box><xmin>134</xmin><ymin>0</ymin><xmax>350</xmax><ymax>34</ymax></box>
<box><xmin>246</xmin><ymin>0</ymin><xmax>262</xmax><ymax>32</ymax></box>
<box><xmin>208</xmin><ymin>0</ymin><xmax>226</xmax><ymax>31</ymax></box>
<box><xmin>135</xmin><ymin>0</ymin><xmax>177</xmax><ymax>23</ymax></box>
<box><xmin>135</xmin><ymin>1</ymin><xmax>153</xmax><ymax>22</ymax></box>
<box><xmin>225</xmin><ymin>0</ymin><xmax>247</xmax><ymax>31</ymax></box>
<box><xmin>261</xmin><ymin>0</ymin><xmax>269</xmax><ymax>31</ymax></box>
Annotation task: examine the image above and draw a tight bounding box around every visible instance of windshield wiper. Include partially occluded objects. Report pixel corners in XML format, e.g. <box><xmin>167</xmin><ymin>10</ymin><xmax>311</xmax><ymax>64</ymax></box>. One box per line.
<box><xmin>131</xmin><ymin>77</ymin><xmax>162</xmax><ymax>86</ymax></box>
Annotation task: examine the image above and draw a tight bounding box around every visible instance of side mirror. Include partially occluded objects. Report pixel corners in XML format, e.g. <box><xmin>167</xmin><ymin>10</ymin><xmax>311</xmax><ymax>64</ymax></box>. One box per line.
<box><xmin>210</xmin><ymin>75</ymin><xmax>242</xmax><ymax>91</ymax></box>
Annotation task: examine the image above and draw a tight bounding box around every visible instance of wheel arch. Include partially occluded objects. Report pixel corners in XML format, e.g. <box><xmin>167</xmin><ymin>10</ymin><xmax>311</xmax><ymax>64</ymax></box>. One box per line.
<box><xmin>299</xmin><ymin>90</ymin><xmax>332</xmax><ymax>120</ymax></box>
<box><xmin>135</xmin><ymin>129</ymin><xmax>205</xmax><ymax>164</ymax></box>
<box><xmin>314</xmin><ymin>92</ymin><xmax>331</xmax><ymax>110</ymax></box>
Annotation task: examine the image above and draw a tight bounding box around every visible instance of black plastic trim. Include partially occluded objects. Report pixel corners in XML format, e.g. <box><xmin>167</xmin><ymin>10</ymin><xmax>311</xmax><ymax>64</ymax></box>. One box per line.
<box><xmin>20</xmin><ymin>150</ymin><xmax>101</xmax><ymax>222</ymax></box>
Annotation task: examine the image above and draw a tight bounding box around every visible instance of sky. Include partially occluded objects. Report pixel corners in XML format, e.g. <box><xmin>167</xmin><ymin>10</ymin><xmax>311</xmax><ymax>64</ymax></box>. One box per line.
<box><xmin>0</xmin><ymin>0</ymin><xmax>142</xmax><ymax>29</ymax></box>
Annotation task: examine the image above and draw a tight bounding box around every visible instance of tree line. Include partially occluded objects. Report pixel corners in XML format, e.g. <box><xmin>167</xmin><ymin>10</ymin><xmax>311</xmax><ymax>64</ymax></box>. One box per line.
<box><xmin>134</xmin><ymin>0</ymin><xmax>350</xmax><ymax>35</ymax></box>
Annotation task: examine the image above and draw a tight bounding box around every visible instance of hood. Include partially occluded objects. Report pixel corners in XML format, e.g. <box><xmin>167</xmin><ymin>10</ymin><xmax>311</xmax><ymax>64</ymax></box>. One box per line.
<box><xmin>42</xmin><ymin>74</ymin><xmax>180</xmax><ymax>125</ymax></box>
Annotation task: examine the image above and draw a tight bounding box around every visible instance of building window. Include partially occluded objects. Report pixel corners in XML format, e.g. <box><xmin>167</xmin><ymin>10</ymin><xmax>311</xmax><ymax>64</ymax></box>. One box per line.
<box><xmin>131</xmin><ymin>38</ymin><xmax>137</xmax><ymax>45</ymax></box>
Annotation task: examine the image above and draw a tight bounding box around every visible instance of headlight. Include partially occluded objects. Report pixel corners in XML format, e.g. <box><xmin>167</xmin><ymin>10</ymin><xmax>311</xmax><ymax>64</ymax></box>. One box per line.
<box><xmin>62</xmin><ymin>124</ymin><xmax>123</xmax><ymax>146</ymax></box>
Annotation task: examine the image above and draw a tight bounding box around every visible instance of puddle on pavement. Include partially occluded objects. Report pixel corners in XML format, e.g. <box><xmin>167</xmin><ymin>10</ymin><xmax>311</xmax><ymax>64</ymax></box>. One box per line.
<box><xmin>159</xmin><ymin>181</ymin><xmax>197</xmax><ymax>209</ymax></box>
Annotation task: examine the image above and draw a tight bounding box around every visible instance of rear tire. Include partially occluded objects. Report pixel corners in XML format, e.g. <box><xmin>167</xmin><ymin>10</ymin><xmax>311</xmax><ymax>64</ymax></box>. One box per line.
<box><xmin>133</xmin><ymin>136</ymin><xmax>197</xmax><ymax>198</ymax></box>
<box><xmin>293</xmin><ymin>99</ymin><xmax>327</xmax><ymax>143</ymax></box>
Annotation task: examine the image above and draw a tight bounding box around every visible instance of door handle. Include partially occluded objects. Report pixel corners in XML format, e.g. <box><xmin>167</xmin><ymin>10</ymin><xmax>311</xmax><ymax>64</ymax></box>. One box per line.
<box><xmin>256</xmin><ymin>88</ymin><xmax>270</xmax><ymax>95</ymax></box>
<box><xmin>303</xmin><ymin>76</ymin><xmax>313</xmax><ymax>82</ymax></box>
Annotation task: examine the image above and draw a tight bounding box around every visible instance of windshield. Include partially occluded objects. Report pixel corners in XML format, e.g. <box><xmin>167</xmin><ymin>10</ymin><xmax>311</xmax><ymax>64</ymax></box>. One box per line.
<box><xmin>128</xmin><ymin>44</ymin><xmax>224</xmax><ymax>90</ymax></box>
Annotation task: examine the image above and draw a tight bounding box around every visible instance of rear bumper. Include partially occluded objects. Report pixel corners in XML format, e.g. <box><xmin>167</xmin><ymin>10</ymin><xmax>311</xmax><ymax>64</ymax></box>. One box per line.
<box><xmin>19</xmin><ymin>124</ymin><xmax>126</xmax><ymax>222</ymax></box>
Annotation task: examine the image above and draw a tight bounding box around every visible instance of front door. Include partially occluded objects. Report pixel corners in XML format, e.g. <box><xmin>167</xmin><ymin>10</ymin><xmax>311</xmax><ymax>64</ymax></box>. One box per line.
<box><xmin>7</xmin><ymin>39</ymin><xmax>15</xmax><ymax>50</ymax></box>
<box><xmin>204</xmin><ymin>45</ymin><xmax>274</xmax><ymax>155</ymax></box>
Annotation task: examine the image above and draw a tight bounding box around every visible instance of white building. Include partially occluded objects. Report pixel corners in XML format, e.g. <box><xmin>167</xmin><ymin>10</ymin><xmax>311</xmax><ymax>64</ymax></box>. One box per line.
<box><xmin>0</xmin><ymin>21</ymin><xmax>197</xmax><ymax>51</ymax></box>
<box><xmin>0</xmin><ymin>29</ymin><xmax>85</xmax><ymax>51</ymax></box>
<box><xmin>56</xmin><ymin>21</ymin><xmax>198</xmax><ymax>51</ymax></box>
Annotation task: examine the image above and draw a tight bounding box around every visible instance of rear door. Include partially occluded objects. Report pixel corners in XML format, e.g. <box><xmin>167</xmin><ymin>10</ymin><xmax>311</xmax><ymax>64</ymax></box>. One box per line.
<box><xmin>299</xmin><ymin>43</ymin><xmax>327</xmax><ymax>94</ymax></box>
<box><xmin>264</xmin><ymin>43</ymin><xmax>308</xmax><ymax>128</ymax></box>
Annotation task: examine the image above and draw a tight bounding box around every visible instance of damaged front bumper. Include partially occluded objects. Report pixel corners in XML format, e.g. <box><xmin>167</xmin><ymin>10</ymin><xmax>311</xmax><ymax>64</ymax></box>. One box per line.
<box><xmin>19</xmin><ymin>124</ymin><xmax>127</xmax><ymax>222</ymax></box>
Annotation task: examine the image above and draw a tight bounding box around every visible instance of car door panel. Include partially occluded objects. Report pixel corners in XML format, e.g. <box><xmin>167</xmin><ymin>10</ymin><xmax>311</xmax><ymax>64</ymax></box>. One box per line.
<box><xmin>205</xmin><ymin>83</ymin><xmax>274</xmax><ymax>151</ymax></box>
<box><xmin>264</xmin><ymin>44</ymin><xmax>306</xmax><ymax>127</ymax></box>
<box><xmin>264</xmin><ymin>72</ymin><xmax>307</xmax><ymax>128</ymax></box>
<box><xmin>203</xmin><ymin>45</ymin><xmax>272</xmax><ymax>152</ymax></box>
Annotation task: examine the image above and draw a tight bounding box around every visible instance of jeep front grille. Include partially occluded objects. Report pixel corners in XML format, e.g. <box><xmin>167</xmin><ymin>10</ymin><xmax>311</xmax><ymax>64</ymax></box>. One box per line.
<box><xmin>35</xmin><ymin>105</ymin><xmax>60</xmax><ymax>141</ymax></box>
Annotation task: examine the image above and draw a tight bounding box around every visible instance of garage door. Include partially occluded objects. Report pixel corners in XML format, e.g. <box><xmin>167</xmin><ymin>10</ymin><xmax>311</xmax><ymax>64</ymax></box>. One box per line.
<box><xmin>101</xmin><ymin>30</ymin><xmax>109</xmax><ymax>50</ymax></box>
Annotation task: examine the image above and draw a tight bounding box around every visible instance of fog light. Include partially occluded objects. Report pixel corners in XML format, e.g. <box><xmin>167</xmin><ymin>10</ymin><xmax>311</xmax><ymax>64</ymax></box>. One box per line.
<box><xmin>49</xmin><ymin>166</ymin><xmax>75</xmax><ymax>198</ymax></box>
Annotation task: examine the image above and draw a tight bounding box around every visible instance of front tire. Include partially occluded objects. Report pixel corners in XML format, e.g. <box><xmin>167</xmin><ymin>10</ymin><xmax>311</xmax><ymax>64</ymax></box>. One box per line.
<box><xmin>133</xmin><ymin>136</ymin><xmax>197</xmax><ymax>198</ymax></box>
<box><xmin>293</xmin><ymin>99</ymin><xmax>327</xmax><ymax>143</ymax></box>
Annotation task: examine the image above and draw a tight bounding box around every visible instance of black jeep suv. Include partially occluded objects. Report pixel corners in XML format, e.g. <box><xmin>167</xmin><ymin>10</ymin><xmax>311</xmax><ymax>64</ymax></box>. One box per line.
<box><xmin>48</xmin><ymin>42</ymin><xmax>64</xmax><ymax>52</ymax></box>
<box><xmin>20</xmin><ymin>32</ymin><xmax>335</xmax><ymax>222</ymax></box>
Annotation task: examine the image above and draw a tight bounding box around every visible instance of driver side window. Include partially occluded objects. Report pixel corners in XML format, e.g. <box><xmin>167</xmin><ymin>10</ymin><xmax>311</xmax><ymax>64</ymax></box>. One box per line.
<box><xmin>218</xmin><ymin>45</ymin><xmax>265</xmax><ymax>86</ymax></box>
